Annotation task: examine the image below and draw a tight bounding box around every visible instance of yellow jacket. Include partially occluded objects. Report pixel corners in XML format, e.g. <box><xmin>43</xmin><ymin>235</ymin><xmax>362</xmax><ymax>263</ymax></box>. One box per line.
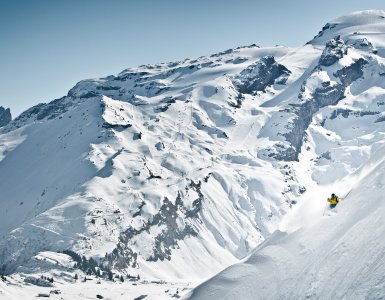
<box><xmin>327</xmin><ymin>196</ymin><xmax>342</xmax><ymax>205</ymax></box>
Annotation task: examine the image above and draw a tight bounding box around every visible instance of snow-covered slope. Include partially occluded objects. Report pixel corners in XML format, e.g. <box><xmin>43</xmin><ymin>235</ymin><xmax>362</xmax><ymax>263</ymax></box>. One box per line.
<box><xmin>0</xmin><ymin>44</ymin><xmax>309</xmax><ymax>281</ymax></box>
<box><xmin>1</xmin><ymin>9</ymin><xmax>385</xmax><ymax>298</ymax></box>
<box><xmin>188</xmin><ymin>10</ymin><xmax>385</xmax><ymax>299</ymax></box>
<box><xmin>189</xmin><ymin>142</ymin><xmax>385</xmax><ymax>300</ymax></box>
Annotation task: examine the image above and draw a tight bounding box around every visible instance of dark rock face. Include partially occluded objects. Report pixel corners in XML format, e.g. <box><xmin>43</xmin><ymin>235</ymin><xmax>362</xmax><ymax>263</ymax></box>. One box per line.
<box><xmin>234</xmin><ymin>56</ymin><xmax>291</xmax><ymax>94</ymax></box>
<box><xmin>334</xmin><ymin>58</ymin><xmax>368</xmax><ymax>85</ymax></box>
<box><xmin>375</xmin><ymin>115</ymin><xmax>385</xmax><ymax>123</ymax></box>
<box><xmin>319</xmin><ymin>35</ymin><xmax>348</xmax><ymax>66</ymax></box>
<box><xmin>0</xmin><ymin>107</ymin><xmax>11</xmax><ymax>127</ymax></box>
<box><xmin>102</xmin><ymin>123</ymin><xmax>131</xmax><ymax>130</ymax></box>
<box><xmin>310</xmin><ymin>23</ymin><xmax>337</xmax><ymax>41</ymax></box>
<box><xmin>347</xmin><ymin>38</ymin><xmax>374</xmax><ymax>51</ymax></box>
<box><xmin>4</xmin><ymin>97</ymin><xmax>77</xmax><ymax>132</ymax></box>
<box><xmin>313</xmin><ymin>84</ymin><xmax>345</xmax><ymax>106</ymax></box>
<box><xmin>155</xmin><ymin>141</ymin><xmax>165</xmax><ymax>151</ymax></box>
<box><xmin>330</xmin><ymin>109</ymin><xmax>380</xmax><ymax>119</ymax></box>
<box><xmin>105</xmin><ymin>180</ymin><xmax>204</xmax><ymax>269</ymax></box>
<box><xmin>153</xmin><ymin>97</ymin><xmax>176</xmax><ymax>113</ymax></box>
<box><xmin>268</xmin><ymin>38</ymin><xmax>369</xmax><ymax>161</ymax></box>
<box><xmin>271</xmin><ymin>80</ymin><xmax>347</xmax><ymax>161</ymax></box>
<box><xmin>330</xmin><ymin>108</ymin><xmax>351</xmax><ymax>119</ymax></box>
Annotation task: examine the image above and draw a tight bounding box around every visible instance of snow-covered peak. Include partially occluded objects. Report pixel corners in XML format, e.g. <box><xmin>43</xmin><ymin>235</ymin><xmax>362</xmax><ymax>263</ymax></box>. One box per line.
<box><xmin>310</xmin><ymin>9</ymin><xmax>385</xmax><ymax>48</ymax></box>
<box><xmin>1</xmin><ymin>10</ymin><xmax>385</xmax><ymax>299</ymax></box>
<box><xmin>331</xmin><ymin>9</ymin><xmax>385</xmax><ymax>26</ymax></box>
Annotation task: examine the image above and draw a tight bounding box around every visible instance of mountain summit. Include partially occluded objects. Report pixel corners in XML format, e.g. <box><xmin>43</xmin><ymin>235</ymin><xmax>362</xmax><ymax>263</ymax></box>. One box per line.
<box><xmin>1</xmin><ymin>9</ymin><xmax>385</xmax><ymax>299</ymax></box>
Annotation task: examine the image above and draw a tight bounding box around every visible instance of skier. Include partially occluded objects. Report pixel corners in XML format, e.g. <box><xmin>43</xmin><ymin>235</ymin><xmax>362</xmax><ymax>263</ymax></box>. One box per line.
<box><xmin>327</xmin><ymin>193</ymin><xmax>341</xmax><ymax>209</ymax></box>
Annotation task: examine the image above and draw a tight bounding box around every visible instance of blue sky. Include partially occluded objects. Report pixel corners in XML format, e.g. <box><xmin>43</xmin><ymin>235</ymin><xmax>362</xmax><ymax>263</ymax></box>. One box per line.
<box><xmin>1</xmin><ymin>0</ymin><xmax>385</xmax><ymax>117</ymax></box>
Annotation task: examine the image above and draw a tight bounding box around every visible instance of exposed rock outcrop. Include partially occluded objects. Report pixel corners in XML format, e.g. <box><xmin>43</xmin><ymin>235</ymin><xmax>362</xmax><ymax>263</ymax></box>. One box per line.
<box><xmin>0</xmin><ymin>107</ymin><xmax>11</xmax><ymax>127</ymax></box>
<box><xmin>105</xmin><ymin>180</ymin><xmax>203</xmax><ymax>269</ymax></box>
<box><xmin>319</xmin><ymin>35</ymin><xmax>348</xmax><ymax>66</ymax></box>
<box><xmin>264</xmin><ymin>37</ymin><xmax>369</xmax><ymax>161</ymax></box>
<box><xmin>234</xmin><ymin>56</ymin><xmax>291</xmax><ymax>94</ymax></box>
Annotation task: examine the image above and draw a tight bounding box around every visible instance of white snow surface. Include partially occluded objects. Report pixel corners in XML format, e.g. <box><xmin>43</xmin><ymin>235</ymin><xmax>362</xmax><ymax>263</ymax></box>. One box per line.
<box><xmin>0</xmin><ymin>44</ymin><xmax>301</xmax><ymax>281</ymax></box>
<box><xmin>189</xmin><ymin>143</ymin><xmax>385</xmax><ymax>300</ymax></box>
<box><xmin>1</xmin><ymin>9</ymin><xmax>385</xmax><ymax>300</ymax></box>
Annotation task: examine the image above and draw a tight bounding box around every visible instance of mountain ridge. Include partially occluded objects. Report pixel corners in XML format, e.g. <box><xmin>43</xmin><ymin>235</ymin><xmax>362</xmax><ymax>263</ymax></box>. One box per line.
<box><xmin>0</xmin><ymin>11</ymin><xmax>385</xmax><ymax>299</ymax></box>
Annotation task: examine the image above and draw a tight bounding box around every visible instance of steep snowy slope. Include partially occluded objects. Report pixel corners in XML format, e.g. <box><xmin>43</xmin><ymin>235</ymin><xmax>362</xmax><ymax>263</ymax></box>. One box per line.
<box><xmin>189</xmin><ymin>142</ymin><xmax>385</xmax><ymax>300</ymax></box>
<box><xmin>1</xmin><ymin>10</ymin><xmax>385</xmax><ymax>295</ymax></box>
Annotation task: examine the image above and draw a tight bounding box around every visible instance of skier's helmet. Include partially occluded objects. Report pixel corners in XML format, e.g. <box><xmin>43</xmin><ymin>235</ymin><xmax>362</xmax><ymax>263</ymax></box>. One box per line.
<box><xmin>331</xmin><ymin>193</ymin><xmax>336</xmax><ymax>198</ymax></box>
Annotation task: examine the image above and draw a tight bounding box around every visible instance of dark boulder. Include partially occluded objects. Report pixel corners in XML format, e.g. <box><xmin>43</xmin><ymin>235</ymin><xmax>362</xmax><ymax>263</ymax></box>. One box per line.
<box><xmin>0</xmin><ymin>107</ymin><xmax>11</xmax><ymax>127</ymax></box>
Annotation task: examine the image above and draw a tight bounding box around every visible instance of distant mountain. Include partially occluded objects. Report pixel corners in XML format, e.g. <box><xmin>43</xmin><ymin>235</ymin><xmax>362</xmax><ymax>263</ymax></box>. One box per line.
<box><xmin>0</xmin><ymin>10</ymin><xmax>384</xmax><ymax>298</ymax></box>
